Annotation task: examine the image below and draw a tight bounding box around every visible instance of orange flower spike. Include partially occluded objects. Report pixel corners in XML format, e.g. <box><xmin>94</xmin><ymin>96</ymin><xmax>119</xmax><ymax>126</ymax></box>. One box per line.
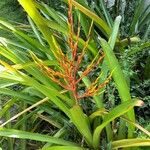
<box><xmin>67</xmin><ymin>0</ymin><xmax>78</xmax><ymax>99</ymax></box>
<box><xmin>76</xmin><ymin>37</ymin><xmax>91</xmax><ymax>69</ymax></box>
<box><xmin>77</xmin><ymin>83</ymin><xmax>98</xmax><ymax>99</ymax></box>
<box><xmin>91</xmin><ymin>72</ymin><xmax>112</xmax><ymax>95</ymax></box>
<box><xmin>97</xmin><ymin>71</ymin><xmax>113</xmax><ymax>90</ymax></box>
<box><xmin>43</xmin><ymin>67</ymin><xmax>72</xmax><ymax>91</ymax></box>
<box><xmin>77</xmin><ymin>70</ymin><xmax>113</xmax><ymax>99</ymax></box>
<box><xmin>68</xmin><ymin>0</ymin><xmax>74</xmax><ymax>50</ymax></box>
<box><xmin>87</xmin><ymin>86</ymin><xmax>97</xmax><ymax>95</ymax></box>
<box><xmin>76</xmin><ymin>52</ymin><xmax>105</xmax><ymax>84</ymax></box>
<box><xmin>59</xmin><ymin>56</ymin><xmax>71</xmax><ymax>75</ymax></box>
<box><xmin>64</xmin><ymin>61</ymin><xmax>73</xmax><ymax>78</ymax></box>
<box><xmin>73</xmin><ymin>15</ymin><xmax>81</xmax><ymax>60</ymax></box>
<box><xmin>88</xmin><ymin>73</ymin><xmax>103</xmax><ymax>91</ymax></box>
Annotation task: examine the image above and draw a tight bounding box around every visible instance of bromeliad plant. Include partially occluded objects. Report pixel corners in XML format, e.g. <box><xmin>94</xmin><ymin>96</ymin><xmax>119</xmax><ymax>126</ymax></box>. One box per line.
<box><xmin>0</xmin><ymin>0</ymin><xmax>150</xmax><ymax>149</ymax></box>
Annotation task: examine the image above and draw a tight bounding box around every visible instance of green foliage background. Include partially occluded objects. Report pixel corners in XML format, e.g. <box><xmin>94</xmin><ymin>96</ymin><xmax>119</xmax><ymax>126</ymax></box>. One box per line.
<box><xmin>0</xmin><ymin>0</ymin><xmax>25</xmax><ymax>22</ymax></box>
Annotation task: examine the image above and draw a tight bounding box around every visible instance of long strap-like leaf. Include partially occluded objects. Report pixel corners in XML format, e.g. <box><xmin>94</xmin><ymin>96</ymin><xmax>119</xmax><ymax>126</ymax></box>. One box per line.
<box><xmin>93</xmin><ymin>99</ymin><xmax>143</xmax><ymax>149</ymax></box>
<box><xmin>112</xmin><ymin>139</ymin><xmax>150</xmax><ymax>149</ymax></box>
<box><xmin>0</xmin><ymin>128</ymin><xmax>76</xmax><ymax>146</ymax></box>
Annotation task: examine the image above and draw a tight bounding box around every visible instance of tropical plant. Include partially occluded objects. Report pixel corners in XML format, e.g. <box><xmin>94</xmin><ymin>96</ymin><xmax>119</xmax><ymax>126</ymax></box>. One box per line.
<box><xmin>0</xmin><ymin>0</ymin><xmax>150</xmax><ymax>150</ymax></box>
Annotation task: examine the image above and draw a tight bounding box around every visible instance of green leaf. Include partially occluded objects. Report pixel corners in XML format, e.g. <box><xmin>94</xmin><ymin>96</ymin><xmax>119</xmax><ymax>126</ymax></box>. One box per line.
<box><xmin>89</xmin><ymin>108</ymin><xmax>106</xmax><ymax>121</ymax></box>
<box><xmin>0</xmin><ymin>98</ymin><xmax>18</xmax><ymax>118</ymax></box>
<box><xmin>108</xmin><ymin>16</ymin><xmax>121</xmax><ymax>49</ymax></box>
<box><xmin>75</xmin><ymin>0</ymin><xmax>91</xmax><ymax>37</ymax></box>
<box><xmin>0</xmin><ymin>18</ymin><xmax>51</xmax><ymax>56</ymax></box>
<box><xmin>28</xmin><ymin>16</ymin><xmax>45</xmax><ymax>46</ymax></box>
<box><xmin>129</xmin><ymin>0</ymin><xmax>144</xmax><ymax>34</ymax></box>
<box><xmin>93</xmin><ymin>99</ymin><xmax>143</xmax><ymax>149</ymax></box>
<box><xmin>0</xmin><ymin>128</ymin><xmax>76</xmax><ymax>146</ymax></box>
<box><xmin>112</xmin><ymin>139</ymin><xmax>150</xmax><ymax>149</ymax></box>
<box><xmin>64</xmin><ymin>0</ymin><xmax>111</xmax><ymax>38</ymax></box>
<box><xmin>0</xmin><ymin>88</ymin><xmax>35</xmax><ymax>102</ymax></box>
<box><xmin>94</xmin><ymin>15</ymin><xmax>121</xmax><ymax>107</ymax></box>
<box><xmin>121</xmin><ymin>116</ymin><xmax>150</xmax><ymax>137</ymax></box>
<box><xmin>143</xmin><ymin>22</ymin><xmax>150</xmax><ymax>40</ymax></box>
<box><xmin>99</xmin><ymin>0</ymin><xmax>113</xmax><ymax>28</ymax></box>
<box><xmin>0</xmin><ymin>78</ymin><xmax>18</xmax><ymax>88</ymax></box>
<box><xmin>40</xmin><ymin>3</ymin><xmax>67</xmax><ymax>28</ymax></box>
<box><xmin>100</xmin><ymin>38</ymin><xmax>135</xmax><ymax>138</ymax></box>
<box><xmin>70</xmin><ymin>105</ymin><xmax>93</xmax><ymax>147</ymax></box>
<box><xmin>42</xmin><ymin>146</ymin><xmax>85</xmax><ymax>150</ymax></box>
<box><xmin>18</xmin><ymin>0</ymin><xmax>57</xmax><ymax>57</ymax></box>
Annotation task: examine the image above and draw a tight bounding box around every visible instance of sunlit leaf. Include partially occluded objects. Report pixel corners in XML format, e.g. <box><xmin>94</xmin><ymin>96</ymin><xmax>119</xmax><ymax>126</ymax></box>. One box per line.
<box><xmin>0</xmin><ymin>128</ymin><xmax>76</xmax><ymax>146</ymax></box>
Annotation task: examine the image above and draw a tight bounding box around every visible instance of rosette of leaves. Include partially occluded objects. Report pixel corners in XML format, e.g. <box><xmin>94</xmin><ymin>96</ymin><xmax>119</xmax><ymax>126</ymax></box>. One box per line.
<box><xmin>0</xmin><ymin>0</ymin><xmax>150</xmax><ymax>150</ymax></box>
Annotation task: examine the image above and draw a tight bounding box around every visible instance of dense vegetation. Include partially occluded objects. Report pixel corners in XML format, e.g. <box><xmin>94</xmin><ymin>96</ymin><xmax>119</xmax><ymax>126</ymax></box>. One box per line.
<box><xmin>0</xmin><ymin>0</ymin><xmax>150</xmax><ymax>150</ymax></box>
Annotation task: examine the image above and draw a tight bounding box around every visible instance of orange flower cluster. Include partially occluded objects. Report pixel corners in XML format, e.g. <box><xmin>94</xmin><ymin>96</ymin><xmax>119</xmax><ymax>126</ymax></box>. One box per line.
<box><xmin>36</xmin><ymin>0</ymin><xmax>112</xmax><ymax>103</ymax></box>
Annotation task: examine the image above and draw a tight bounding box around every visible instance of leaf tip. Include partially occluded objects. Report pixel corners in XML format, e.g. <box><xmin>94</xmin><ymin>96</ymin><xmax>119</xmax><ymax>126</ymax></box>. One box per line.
<box><xmin>116</xmin><ymin>15</ymin><xmax>122</xmax><ymax>21</ymax></box>
<box><xmin>136</xmin><ymin>100</ymin><xmax>144</xmax><ymax>107</ymax></box>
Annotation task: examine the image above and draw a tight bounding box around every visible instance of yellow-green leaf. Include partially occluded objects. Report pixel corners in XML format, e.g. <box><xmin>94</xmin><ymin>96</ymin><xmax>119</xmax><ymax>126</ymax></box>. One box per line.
<box><xmin>70</xmin><ymin>105</ymin><xmax>93</xmax><ymax>147</ymax></box>
<box><xmin>42</xmin><ymin>146</ymin><xmax>85</xmax><ymax>150</ymax></box>
<box><xmin>112</xmin><ymin>139</ymin><xmax>150</xmax><ymax>149</ymax></box>
<box><xmin>93</xmin><ymin>99</ymin><xmax>144</xmax><ymax>149</ymax></box>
